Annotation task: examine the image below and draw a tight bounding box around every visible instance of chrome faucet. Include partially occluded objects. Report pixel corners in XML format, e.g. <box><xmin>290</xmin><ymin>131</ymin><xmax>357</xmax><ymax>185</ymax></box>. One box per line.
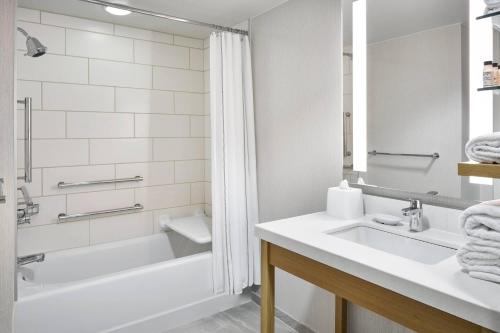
<box><xmin>17</xmin><ymin>186</ymin><xmax>39</xmax><ymax>225</ymax></box>
<box><xmin>17</xmin><ymin>253</ymin><xmax>45</xmax><ymax>266</ymax></box>
<box><xmin>402</xmin><ymin>199</ymin><xmax>424</xmax><ymax>232</ymax></box>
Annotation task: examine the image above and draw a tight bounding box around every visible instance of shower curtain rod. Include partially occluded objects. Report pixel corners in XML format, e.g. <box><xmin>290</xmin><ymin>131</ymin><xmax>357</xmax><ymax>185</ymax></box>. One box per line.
<box><xmin>78</xmin><ymin>0</ymin><xmax>249</xmax><ymax>35</ymax></box>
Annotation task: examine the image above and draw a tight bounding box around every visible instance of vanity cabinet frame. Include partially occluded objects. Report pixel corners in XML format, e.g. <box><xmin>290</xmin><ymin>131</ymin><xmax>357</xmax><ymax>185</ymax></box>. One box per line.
<box><xmin>260</xmin><ymin>240</ymin><xmax>495</xmax><ymax>333</ymax></box>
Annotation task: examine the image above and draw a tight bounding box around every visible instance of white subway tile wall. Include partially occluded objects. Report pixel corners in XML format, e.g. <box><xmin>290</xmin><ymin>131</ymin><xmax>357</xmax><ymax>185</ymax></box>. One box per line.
<box><xmin>16</xmin><ymin>8</ymin><xmax>211</xmax><ymax>255</ymax></box>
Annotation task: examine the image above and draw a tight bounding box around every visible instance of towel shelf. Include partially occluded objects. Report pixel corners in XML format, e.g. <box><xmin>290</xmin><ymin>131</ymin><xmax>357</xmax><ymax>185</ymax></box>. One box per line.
<box><xmin>57</xmin><ymin>176</ymin><xmax>143</xmax><ymax>188</ymax></box>
<box><xmin>476</xmin><ymin>10</ymin><xmax>500</xmax><ymax>20</ymax></box>
<box><xmin>477</xmin><ymin>86</ymin><xmax>500</xmax><ymax>91</ymax></box>
<box><xmin>458</xmin><ymin>162</ymin><xmax>500</xmax><ymax>179</ymax></box>
<box><xmin>58</xmin><ymin>204</ymin><xmax>144</xmax><ymax>223</ymax></box>
<box><xmin>368</xmin><ymin>151</ymin><xmax>440</xmax><ymax>159</ymax></box>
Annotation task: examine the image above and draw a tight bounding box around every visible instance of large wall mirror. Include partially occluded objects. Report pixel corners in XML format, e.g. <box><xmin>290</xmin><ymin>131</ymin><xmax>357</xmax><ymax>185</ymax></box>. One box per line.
<box><xmin>343</xmin><ymin>0</ymin><xmax>500</xmax><ymax>201</ymax></box>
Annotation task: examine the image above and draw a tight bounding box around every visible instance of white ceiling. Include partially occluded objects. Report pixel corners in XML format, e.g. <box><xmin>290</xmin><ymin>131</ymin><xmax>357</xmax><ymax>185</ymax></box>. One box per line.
<box><xmin>343</xmin><ymin>0</ymin><xmax>467</xmax><ymax>45</ymax></box>
<box><xmin>18</xmin><ymin>0</ymin><xmax>289</xmax><ymax>38</ymax></box>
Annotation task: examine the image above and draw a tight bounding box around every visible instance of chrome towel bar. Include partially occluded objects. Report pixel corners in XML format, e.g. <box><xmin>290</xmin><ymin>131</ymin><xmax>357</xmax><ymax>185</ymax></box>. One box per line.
<box><xmin>368</xmin><ymin>150</ymin><xmax>440</xmax><ymax>159</ymax></box>
<box><xmin>57</xmin><ymin>176</ymin><xmax>143</xmax><ymax>188</ymax></box>
<box><xmin>58</xmin><ymin>204</ymin><xmax>144</xmax><ymax>223</ymax></box>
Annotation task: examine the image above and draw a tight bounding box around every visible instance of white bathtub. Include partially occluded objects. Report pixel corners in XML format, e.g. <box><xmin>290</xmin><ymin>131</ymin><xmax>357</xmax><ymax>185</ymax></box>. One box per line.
<box><xmin>14</xmin><ymin>232</ymin><xmax>247</xmax><ymax>333</ymax></box>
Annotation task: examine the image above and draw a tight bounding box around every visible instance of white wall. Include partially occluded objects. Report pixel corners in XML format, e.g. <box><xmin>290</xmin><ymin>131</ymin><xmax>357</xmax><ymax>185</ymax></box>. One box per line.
<box><xmin>16</xmin><ymin>8</ymin><xmax>211</xmax><ymax>256</ymax></box>
<box><xmin>365</xmin><ymin>24</ymin><xmax>464</xmax><ymax>197</ymax></box>
<box><xmin>251</xmin><ymin>0</ymin><xmax>343</xmax><ymax>222</ymax></box>
<box><xmin>251</xmin><ymin>0</ymin><xmax>343</xmax><ymax>332</ymax></box>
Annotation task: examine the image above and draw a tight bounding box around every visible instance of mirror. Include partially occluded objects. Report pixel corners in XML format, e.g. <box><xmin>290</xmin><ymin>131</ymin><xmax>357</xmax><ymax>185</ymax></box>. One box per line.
<box><xmin>343</xmin><ymin>0</ymin><xmax>498</xmax><ymax>201</ymax></box>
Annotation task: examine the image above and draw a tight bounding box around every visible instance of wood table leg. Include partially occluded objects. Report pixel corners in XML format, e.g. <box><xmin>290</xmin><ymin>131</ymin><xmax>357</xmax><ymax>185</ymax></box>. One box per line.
<box><xmin>261</xmin><ymin>240</ymin><xmax>275</xmax><ymax>333</ymax></box>
<box><xmin>335</xmin><ymin>295</ymin><xmax>348</xmax><ymax>333</ymax></box>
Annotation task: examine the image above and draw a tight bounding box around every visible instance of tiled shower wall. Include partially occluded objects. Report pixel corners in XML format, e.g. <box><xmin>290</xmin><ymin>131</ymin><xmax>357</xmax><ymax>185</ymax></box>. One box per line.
<box><xmin>16</xmin><ymin>7</ymin><xmax>211</xmax><ymax>256</ymax></box>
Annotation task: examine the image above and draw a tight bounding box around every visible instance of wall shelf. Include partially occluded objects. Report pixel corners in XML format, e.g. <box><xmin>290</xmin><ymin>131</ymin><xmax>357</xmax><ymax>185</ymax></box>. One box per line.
<box><xmin>458</xmin><ymin>162</ymin><xmax>500</xmax><ymax>178</ymax></box>
<box><xmin>477</xmin><ymin>86</ymin><xmax>500</xmax><ymax>91</ymax></box>
<box><xmin>477</xmin><ymin>11</ymin><xmax>500</xmax><ymax>20</ymax></box>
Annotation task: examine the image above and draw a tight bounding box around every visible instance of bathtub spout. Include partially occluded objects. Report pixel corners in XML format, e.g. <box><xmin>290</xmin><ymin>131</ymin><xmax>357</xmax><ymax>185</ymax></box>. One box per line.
<box><xmin>17</xmin><ymin>253</ymin><xmax>45</xmax><ymax>266</ymax></box>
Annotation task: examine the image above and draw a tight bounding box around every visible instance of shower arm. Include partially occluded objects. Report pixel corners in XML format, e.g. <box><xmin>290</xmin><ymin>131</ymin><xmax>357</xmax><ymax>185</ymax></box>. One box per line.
<box><xmin>17</xmin><ymin>27</ymin><xmax>29</xmax><ymax>38</ymax></box>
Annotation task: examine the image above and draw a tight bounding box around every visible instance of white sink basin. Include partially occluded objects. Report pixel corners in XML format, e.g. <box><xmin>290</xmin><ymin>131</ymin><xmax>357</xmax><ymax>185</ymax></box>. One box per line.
<box><xmin>329</xmin><ymin>226</ymin><xmax>456</xmax><ymax>265</ymax></box>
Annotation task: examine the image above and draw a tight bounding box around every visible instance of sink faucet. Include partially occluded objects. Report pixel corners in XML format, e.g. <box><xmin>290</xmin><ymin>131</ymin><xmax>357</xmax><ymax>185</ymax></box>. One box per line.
<box><xmin>402</xmin><ymin>199</ymin><xmax>423</xmax><ymax>232</ymax></box>
<box><xmin>17</xmin><ymin>186</ymin><xmax>39</xmax><ymax>225</ymax></box>
<box><xmin>17</xmin><ymin>253</ymin><xmax>45</xmax><ymax>266</ymax></box>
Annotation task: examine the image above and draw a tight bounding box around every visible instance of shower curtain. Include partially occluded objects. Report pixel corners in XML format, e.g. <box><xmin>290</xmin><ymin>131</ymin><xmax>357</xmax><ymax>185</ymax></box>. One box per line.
<box><xmin>210</xmin><ymin>31</ymin><xmax>260</xmax><ymax>295</ymax></box>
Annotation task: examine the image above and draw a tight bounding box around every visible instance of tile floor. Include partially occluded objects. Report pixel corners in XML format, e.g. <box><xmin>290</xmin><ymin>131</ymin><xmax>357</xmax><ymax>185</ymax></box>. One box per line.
<box><xmin>164</xmin><ymin>301</ymin><xmax>298</xmax><ymax>333</ymax></box>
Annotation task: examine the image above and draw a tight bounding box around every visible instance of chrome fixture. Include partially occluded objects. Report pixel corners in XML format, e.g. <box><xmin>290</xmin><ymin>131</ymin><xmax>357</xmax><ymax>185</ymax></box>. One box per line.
<box><xmin>17</xmin><ymin>97</ymin><xmax>32</xmax><ymax>183</ymax></box>
<box><xmin>78</xmin><ymin>0</ymin><xmax>248</xmax><ymax>35</ymax></box>
<box><xmin>343</xmin><ymin>52</ymin><xmax>353</xmax><ymax>59</ymax></box>
<box><xmin>58</xmin><ymin>204</ymin><xmax>144</xmax><ymax>223</ymax></box>
<box><xmin>17</xmin><ymin>186</ymin><xmax>39</xmax><ymax>225</ymax></box>
<box><xmin>402</xmin><ymin>199</ymin><xmax>424</xmax><ymax>232</ymax></box>
<box><xmin>17</xmin><ymin>27</ymin><xmax>47</xmax><ymax>57</ymax></box>
<box><xmin>17</xmin><ymin>253</ymin><xmax>45</xmax><ymax>266</ymax></box>
<box><xmin>58</xmin><ymin>176</ymin><xmax>143</xmax><ymax>189</ymax></box>
<box><xmin>0</xmin><ymin>178</ymin><xmax>5</xmax><ymax>204</ymax></box>
<box><xmin>368</xmin><ymin>150</ymin><xmax>440</xmax><ymax>159</ymax></box>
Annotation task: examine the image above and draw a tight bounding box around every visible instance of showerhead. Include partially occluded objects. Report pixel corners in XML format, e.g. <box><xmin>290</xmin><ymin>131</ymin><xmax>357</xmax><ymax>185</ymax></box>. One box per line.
<box><xmin>17</xmin><ymin>27</ymin><xmax>47</xmax><ymax>57</ymax></box>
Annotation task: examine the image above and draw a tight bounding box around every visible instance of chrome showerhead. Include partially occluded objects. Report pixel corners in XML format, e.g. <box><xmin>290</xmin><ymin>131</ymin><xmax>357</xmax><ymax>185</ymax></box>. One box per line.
<box><xmin>17</xmin><ymin>27</ymin><xmax>47</xmax><ymax>57</ymax></box>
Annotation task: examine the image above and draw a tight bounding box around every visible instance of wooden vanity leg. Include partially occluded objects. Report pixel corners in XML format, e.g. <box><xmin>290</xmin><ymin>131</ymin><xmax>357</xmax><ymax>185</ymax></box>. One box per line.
<box><xmin>335</xmin><ymin>296</ymin><xmax>348</xmax><ymax>333</ymax></box>
<box><xmin>261</xmin><ymin>240</ymin><xmax>275</xmax><ymax>333</ymax></box>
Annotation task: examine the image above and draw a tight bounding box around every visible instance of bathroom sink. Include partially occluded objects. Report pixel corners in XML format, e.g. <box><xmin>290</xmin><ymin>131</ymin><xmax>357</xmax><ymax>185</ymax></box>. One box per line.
<box><xmin>328</xmin><ymin>226</ymin><xmax>456</xmax><ymax>265</ymax></box>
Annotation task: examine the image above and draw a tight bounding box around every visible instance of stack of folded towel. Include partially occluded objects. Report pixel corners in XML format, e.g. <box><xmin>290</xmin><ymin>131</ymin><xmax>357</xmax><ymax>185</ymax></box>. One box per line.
<box><xmin>457</xmin><ymin>200</ymin><xmax>500</xmax><ymax>283</ymax></box>
<box><xmin>465</xmin><ymin>132</ymin><xmax>500</xmax><ymax>164</ymax></box>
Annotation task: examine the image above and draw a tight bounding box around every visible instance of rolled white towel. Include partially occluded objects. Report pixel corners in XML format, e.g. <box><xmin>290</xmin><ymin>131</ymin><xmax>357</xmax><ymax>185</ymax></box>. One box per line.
<box><xmin>457</xmin><ymin>244</ymin><xmax>500</xmax><ymax>284</ymax></box>
<box><xmin>469</xmin><ymin>268</ymin><xmax>500</xmax><ymax>284</ymax></box>
<box><xmin>458</xmin><ymin>200</ymin><xmax>500</xmax><ymax>283</ymax></box>
<box><xmin>484</xmin><ymin>0</ymin><xmax>500</xmax><ymax>11</ymax></box>
<box><xmin>460</xmin><ymin>199</ymin><xmax>500</xmax><ymax>242</ymax></box>
<box><xmin>457</xmin><ymin>244</ymin><xmax>500</xmax><ymax>267</ymax></box>
<box><xmin>485</xmin><ymin>0</ymin><xmax>500</xmax><ymax>6</ymax></box>
<box><xmin>465</xmin><ymin>133</ymin><xmax>500</xmax><ymax>164</ymax></box>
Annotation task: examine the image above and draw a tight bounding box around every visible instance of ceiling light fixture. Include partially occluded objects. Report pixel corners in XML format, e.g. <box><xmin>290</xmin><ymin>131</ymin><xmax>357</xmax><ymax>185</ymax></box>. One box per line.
<box><xmin>105</xmin><ymin>6</ymin><xmax>131</xmax><ymax>16</ymax></box>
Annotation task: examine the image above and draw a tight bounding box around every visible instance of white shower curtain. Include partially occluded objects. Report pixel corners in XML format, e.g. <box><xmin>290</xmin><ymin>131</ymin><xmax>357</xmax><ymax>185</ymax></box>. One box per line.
<box><xmin>210</xmin><ymin>31</ymin><xmax>260</xmax><ymax>295</ymax></box>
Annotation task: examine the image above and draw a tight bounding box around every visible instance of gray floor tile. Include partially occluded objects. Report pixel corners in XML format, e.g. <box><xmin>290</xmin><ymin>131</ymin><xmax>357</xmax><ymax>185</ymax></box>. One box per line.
<box><xmin>164</xmin><ymin>301</ymin><xmax>298</xmax><ymax>333</ymax></box>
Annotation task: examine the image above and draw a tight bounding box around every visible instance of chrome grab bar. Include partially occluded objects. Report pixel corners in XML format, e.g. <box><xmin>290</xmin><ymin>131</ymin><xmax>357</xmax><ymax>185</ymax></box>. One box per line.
<box><xmin>368</xmin><ymin>150</ymin><xmax>440</xmax><ymax>159</ymax></box>
<box><xmin>17</xmin><ymin>97</ymin><xmax>32</xmax><ymax>183</ymax></box>
<box><xmin>58</xmin><ymin>204</ymin><xmax>144</xmax><ymax>223</ymax></box>
<box><xmin>17</xmin><ymin>253</ymin><xmax>45</xmax><ymax>266</ymax></box>
<box><xmin>57</xmin><ymin>176</ymin><xmax>143</xmax><ymax>188</ymax></box>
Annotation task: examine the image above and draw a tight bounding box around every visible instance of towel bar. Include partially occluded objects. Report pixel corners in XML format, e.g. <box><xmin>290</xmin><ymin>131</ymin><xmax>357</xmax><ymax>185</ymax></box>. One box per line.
<box><xmin>368</xmin><ymin>151</ymin><xmax>439</xmax><ymax>159</ymax></box>
<box><xmin>58</xmin><ymin>204</ymin><xmax>144</xmax><ymax>223</ymax></box>
<box><xmin>57</xmin><ymin>176</ymin><xmax>143</xmax><ymax>188</ymax></box>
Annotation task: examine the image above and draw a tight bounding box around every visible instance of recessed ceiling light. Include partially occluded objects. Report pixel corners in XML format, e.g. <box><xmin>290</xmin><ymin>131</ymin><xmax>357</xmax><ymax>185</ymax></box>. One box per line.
<box><xmin>105</xmin><ymin>6</ymin><xmax>131</xmax><ymax>16</ymax></box>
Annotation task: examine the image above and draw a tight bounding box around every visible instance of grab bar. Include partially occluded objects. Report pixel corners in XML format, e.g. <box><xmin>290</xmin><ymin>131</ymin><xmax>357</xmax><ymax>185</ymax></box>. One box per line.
<box><xmin>17</xmin><ymin>97</ymin><xmax>32</xmax><ymax>183</ymax></box>
<box><xmin>343</xmin><ymin>112</ymin><xmax>352</xmax><ymax>158</ymax></box>
<box><xmin>368</xmin><ymin>150</ymin><xmax>440</xmax><ymax>159</ymax></box>
<box><xmin>57</xmin><ymin>176</ymin><xmax>143</xmax><ymax>188</ymax></box>
<box><xmin>58</xmin><ymin>204</ymin><xmax>144</xmax><ymax>223</ymax></box>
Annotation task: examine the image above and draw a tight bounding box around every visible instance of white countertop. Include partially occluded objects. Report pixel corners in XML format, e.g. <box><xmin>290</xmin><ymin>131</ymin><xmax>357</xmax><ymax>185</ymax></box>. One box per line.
<box><xmin>255</xmin><ymin>212</ymin><xmax>500</xmax><ymax>331</ymax></box>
